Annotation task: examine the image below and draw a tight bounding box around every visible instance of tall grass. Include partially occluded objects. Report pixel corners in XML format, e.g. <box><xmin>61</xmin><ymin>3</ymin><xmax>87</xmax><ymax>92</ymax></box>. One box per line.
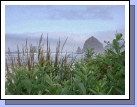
<box><xmin>5</xmin><ymin>34</ymin><xmax>72</xmax><ymax>80</ymax></box>
<box><xmin>5</xmin><ymin>33</ymin><xmax>125</xmax><ymax>95</ymax></box>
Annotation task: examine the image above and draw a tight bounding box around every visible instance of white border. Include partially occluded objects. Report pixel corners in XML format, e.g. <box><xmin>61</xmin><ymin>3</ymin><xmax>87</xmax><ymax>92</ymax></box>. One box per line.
<box><xmin>1</xmin><ymin>1</ymin><xmax>129</xmax><ymax>99</ymax></box>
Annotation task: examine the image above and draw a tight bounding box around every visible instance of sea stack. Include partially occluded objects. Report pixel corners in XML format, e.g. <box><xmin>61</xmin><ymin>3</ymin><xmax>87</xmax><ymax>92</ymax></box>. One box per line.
<box><xmin>82</xmin><ymin>36</ymin><xmax>103</xmax><ymax>53</ymax></box>
<box><xmin>76</xmin><ymin>46</ymin><xmax>82</xmax><ymax>53</ymax></box>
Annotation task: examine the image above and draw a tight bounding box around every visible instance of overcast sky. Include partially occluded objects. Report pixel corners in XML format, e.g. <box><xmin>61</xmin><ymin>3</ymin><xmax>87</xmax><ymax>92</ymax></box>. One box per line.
<box><xmin>5</xmin><ymin>5</ymin><xmax>125</xmax><ymax>52</ymax></box>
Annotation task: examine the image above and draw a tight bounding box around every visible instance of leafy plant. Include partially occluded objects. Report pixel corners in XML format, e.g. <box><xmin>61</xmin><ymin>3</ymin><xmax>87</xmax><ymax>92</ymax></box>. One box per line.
<box><xmin>5</xmin><ymin>33</ymin><xmax>125</xmax><ymax>95</ymax></box>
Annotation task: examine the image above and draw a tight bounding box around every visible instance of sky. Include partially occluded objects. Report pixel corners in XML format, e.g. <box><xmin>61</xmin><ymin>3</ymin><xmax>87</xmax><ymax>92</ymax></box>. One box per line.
<box><xmin>5</xmin><ymin>5</ymin><xmax>125</xmax><ymax>52</ymax></box>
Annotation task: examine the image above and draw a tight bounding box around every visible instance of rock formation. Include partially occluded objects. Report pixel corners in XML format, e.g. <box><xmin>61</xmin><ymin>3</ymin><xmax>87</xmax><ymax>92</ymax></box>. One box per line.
<box><xmin>82</xmin><ymin>36</ymin><xmax>103</xmax><ymax>53</ymax></box>
<box><xmin>76</xmin><ymin>46</ymin><xmax>82</xmax><ymax>53</ymax></box>
<box><xmin>76</xmin><ymin>36</ymin><xmax>104</xmax><ymax>53</ymax></box>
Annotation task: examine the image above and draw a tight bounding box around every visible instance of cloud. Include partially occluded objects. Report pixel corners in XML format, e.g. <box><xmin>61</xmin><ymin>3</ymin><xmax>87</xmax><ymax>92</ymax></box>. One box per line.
<box><xmin>46</xmin><ymin>5</ymin><xmax>124</xmax><ymax>20</ymax></box>
<box><xmin>6</xmin><ymin>5</ymin><xmax>124</xmax><ymax>21</ymax></box>
<box><xmin>5</xmin><ymin>28</ymin><xmax>125</xmax><ymax>52</ymax></box>
<box><xmin>92</xmin><ymin>28</ymin><xmax>125</xmax><ymax>46</ymax></box>
<box><xmin>46</xmin><ymin>6</ymin><xmax>113</xmax><ymax>20</ymax></box>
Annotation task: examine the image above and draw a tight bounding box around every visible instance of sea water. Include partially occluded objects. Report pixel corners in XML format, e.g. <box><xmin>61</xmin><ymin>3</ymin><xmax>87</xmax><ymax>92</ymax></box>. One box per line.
<box><xmin>5</xmin><ymin>52</ymin><xmax>85</xmax><ymax>65</ymax></box>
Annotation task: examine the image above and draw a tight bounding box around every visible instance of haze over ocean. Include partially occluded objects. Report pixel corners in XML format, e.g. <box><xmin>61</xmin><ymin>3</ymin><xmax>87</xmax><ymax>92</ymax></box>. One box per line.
<box><xmin>5</xmin><ymin>5</ymin><xmax>125</xmax><ymax>52</ymax></box>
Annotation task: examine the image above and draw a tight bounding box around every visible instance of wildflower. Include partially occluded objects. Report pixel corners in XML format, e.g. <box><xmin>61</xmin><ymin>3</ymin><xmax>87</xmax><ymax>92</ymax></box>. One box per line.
<box><xmin>108</xmin><ymin>65</ymin><xmax>112</xmax><ymax>68</ymax></box>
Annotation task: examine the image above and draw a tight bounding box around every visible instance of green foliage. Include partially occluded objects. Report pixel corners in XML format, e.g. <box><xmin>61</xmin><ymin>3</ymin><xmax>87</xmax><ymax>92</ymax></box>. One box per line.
<box><xmin>5</xmin><ymin>33</ymin><xmax>125</xmax><ymax>95</ymax></box>
<box><xmin>84</xmin><ymin>47</ymin><xmax>95</xmax><ymax>61</ymax></box>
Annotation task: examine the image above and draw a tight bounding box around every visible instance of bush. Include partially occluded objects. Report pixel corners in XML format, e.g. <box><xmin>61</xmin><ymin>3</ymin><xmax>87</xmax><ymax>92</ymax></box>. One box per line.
<box><xmin>5</xmin><ymin>33</ymin><xmax>125</xmax><ymax>95</ymax></box>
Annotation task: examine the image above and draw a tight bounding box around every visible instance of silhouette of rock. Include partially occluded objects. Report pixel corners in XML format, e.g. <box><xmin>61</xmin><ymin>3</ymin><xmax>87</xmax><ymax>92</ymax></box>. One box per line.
<box><xmin>82</xmin><ymin>36</ymin><xmax>103</xmax><ymax>53</ymax></box>
<box><xmin>76</xmin><ymin>46</ymin><xmax>82</xmax><ymax>53</ymax></box>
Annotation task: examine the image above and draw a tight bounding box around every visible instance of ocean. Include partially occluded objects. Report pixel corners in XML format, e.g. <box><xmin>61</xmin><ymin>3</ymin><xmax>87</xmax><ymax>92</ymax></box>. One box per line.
<box><xmin>5</xmin><ymin>52</ymin><xmax>85</xmax><ymax>65</ymax></box>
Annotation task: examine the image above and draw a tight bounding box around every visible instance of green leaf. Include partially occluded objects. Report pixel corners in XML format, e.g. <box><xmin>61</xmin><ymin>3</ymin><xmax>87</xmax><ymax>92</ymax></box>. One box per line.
<box><xmin>44</xmin><ymin>75</ymin><xmax>52</xmax><ymax>85</ymax></box>
<box><xmin>107</xmin><ymin>49</ymin><xmax>116</xmax><ymax>56</ymax></box>
<box><xmin>107</xmin><ymin>71</ymin><xmax>114</xmax><ymax>81</ymax></box>
<box><xmin>103</xmin><ymin>58</ymin><xmax>112</xmax><ymax>65</ymax></box>
<box><xmin>98</xmin><ymin>92</ymin><xmax>105</xmax><ymax>95</ymax></box>
<box><xmin>116</xmin><ymin>33</ymin><xmax>122</xmax><ymax>41</ymax></box>
<box><xmin>63</xmin><ymin>80</ymin><xmax>70</xmax><ymax>86</ymax></box>
<box><xmin>73</xmin><ymin>78</ymin><xmax>86</xmax><ymax>95</ymax></box>
<box><xmin>48</xmin><ymin>87</ymin><xmax>57</xmax><ymax>95</ymax></box>
<box><xmin>46</xmin><ymin>67</ymin><xmax>55</xmax><ymax>72</ymax></box>
<box><xmin>107</xmin><ymin>86</ymin><xmax>113</xmax><ymax>95</ymax></box>
<box><xmin>7</xmin><ymin>73</ymin><xmax>17</xmax><ymax>83</ymax></box>
<box><xmin>114</xmin><ymin>87</ymin><xmax>124</xmax><ymax>95</ymax></box>
<box><xmin>113</xmin><ymin>39</ymin><xmax>120</xmax><ymax>54</ymax></box>
<box><xmin>87</xmin><ymin>74</ymin><xmax>97</xmax><ymax>87</ymax></box>
<box><xmin>61</xmin><ymin>87</ymin><xmax>69</xmax><ymax>95</ymax></box>
<box><xmin>22</xmin><ymin>79</ymin><xmax>32</xmax><ymax>94</ymax></box>
<box><xmin>59</xmin><ymin>69</ymin><xmax>63</xmax><ymax>82</ymax></box>
<box><xmin>89</xmin><ymin>88</ymin><xmax>97</xmax><ymax>95</ymax></box>
<box><xmin>74</xmin><ymin>70</ymin><xmax>87</xmax><ymax>84</ymax></box>
<box><xmin>35</xmin><ymin>64</ymin><xmax>44</xmax><ymax>72</ymax></box>
<box><xmin>101</xmin><ymin>81</ymin><xmax>108</xmax><ymax>89</ymax></box>
<box><xmin>12</xmin><ymin>68</ymin><xmax>20</xmax><ymax>77</ymax></box>
<box><xmin>102</xmin><ymin>87</ymin><xmax>109</xmax><ymax>93</ymax></box>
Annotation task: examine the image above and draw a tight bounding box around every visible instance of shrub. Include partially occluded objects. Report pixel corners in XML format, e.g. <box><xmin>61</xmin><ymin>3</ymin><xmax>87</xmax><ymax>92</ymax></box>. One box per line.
<box><xmin>5</xmin><ymin>33</ymin><xmax>125</xmax><ymax>95</ymax></box>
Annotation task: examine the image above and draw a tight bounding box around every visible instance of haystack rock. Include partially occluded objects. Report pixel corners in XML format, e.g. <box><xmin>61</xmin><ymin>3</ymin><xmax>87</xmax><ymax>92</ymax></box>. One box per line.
<box><xmin>82</xmin><ymin>36</ymin><xmax>103</xmax><ymax>53</ymax></box>
<box><xmin>76</xmin><ymin>46</ymin><xmax>82</xmax><ymax>53</ymax></box>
